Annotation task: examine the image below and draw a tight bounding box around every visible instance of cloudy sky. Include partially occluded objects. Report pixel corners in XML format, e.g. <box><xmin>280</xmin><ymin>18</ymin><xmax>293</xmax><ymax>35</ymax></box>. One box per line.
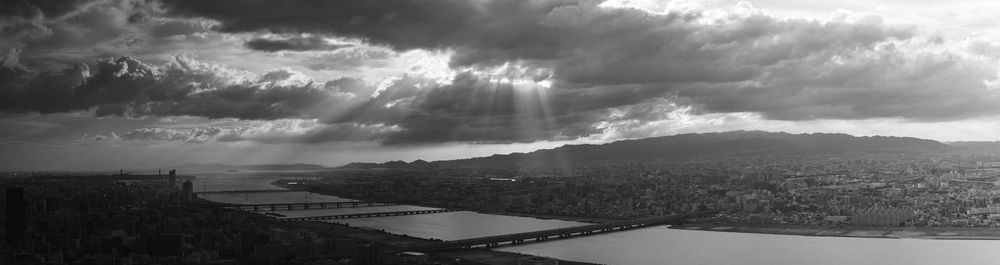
<box><xmin>2</xmin><ymin>0</ymin><xmax>1000</xmax><ymax>170</ymax></box>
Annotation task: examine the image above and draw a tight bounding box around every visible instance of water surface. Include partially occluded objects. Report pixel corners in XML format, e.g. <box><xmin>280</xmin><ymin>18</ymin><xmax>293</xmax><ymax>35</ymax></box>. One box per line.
<box><xmin>195</xmin><ymin>171</ymin><xmax>1000</xmax><ymax>265</ymax></box>
<box><xmin>333</xmin><ymin>211</ymin><xmax>586</xmax><ymax>241</ymax></box>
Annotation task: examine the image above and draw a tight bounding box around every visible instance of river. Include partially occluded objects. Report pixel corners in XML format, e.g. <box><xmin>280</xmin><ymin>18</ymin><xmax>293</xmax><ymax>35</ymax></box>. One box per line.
<box><xmin>196</xmin><ymin>171</ymin><xmax>1000</xmax><ymax>265</ymax></box>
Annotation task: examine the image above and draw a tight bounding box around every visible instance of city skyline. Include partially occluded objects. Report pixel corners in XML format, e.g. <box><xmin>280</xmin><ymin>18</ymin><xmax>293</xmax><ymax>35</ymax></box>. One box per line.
<box><xmin>4</xmin><ymin>0</ymin><xmax>1000</xmax><ymax>170</ymax></box>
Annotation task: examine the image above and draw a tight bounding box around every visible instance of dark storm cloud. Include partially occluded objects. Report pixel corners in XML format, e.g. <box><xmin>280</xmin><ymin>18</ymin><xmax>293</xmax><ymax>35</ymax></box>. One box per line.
<box><xmin>1</xmin><ymin>53</ymin><xmax>616</xmax><ymax>144</ymax></box>
<box><xmin>157</xmin><ymin>0</ymin><xmax>912</xmax><ymax>83</ymax></box>
<box><xmin>2</xmin><ymin>54</ymin><xmax>559</xmax><ymax>144</ymax></box>
<box><xmin>147</xmin><ymin>19</ymin><xmax>213</xmax><ymax>38</ymax></box>
<box><xmin>0</xmin><ymin>56</ymin><xmax>357</xmax><ymax>120</ymax></box>
<box><xmin>1</xmin><ymin>0</ymin><xmax>218</xmax><ymax>71</ymax></box>
<box><xmin>0</xmin><ymin>61</ymin><xmax>90</xmax><ymax>113</ymax></box>
<box><xmin>676</xmin><ymin>48</ymin><xmax>1000</xmax><ymax>121</ymax></box>
<box><xmin>0</xmin><ymin>0</ymin><xmax>65</xmax><ymax>51</ymax></box>
<box><xmin>244</xmin><ymin>35</ymin><xmax>352</xmax><ymax>52</ymax></box>
<box><xmin>151</xmin><ymin>0</ymin><xmax>1000</xmax><ymax>125</ymax></box>
<box><xmin>4</xmin><ymin>0</ymin><xmax>1000</xmax><ymax>145</ymax></box>
<box><xmin>1</xmin><ymin>0</ymin><xmax>106</xmax><ymax>19</ymax></box>
<box><xmin>158</xmin><ymin>0</ymin><xmax>487</xmax><ymax>50</ymax></box>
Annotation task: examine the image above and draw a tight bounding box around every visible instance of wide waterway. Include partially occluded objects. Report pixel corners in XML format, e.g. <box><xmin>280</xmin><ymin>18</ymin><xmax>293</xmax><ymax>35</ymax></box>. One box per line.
<box><xmin>188</xmin><ymin>170</ymin><xmax>327</xmax><ymax>192</ymax></box>
<box><xmin>196</xmin><ymin>171</ymin><xmax>1000</xmax><ymax>265</ymax></box>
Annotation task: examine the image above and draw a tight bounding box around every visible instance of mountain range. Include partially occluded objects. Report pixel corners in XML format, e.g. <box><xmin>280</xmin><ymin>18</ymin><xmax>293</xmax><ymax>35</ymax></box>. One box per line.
<box><xmin>339</xmin><ymin>131</ymin><xmax>957</xmax><ymax>169</ymax></box>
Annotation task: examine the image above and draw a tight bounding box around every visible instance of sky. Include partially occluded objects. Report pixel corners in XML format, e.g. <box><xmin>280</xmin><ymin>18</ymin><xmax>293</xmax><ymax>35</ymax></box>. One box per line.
<box><xmin>1</xmin><ymin>0</ymin><xmax>1000</xmax><ymax>170</ymax></box>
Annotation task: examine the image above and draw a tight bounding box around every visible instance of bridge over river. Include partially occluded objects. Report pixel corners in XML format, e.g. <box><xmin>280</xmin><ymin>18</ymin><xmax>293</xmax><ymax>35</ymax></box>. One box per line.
<box><xmin>223</xmin><ymin>201</ymin><xmax>398</xmax><ymax>211</ymax></box>
<box><xmin>196</xmin><ymin>190</ymin><xmax>718</xmax><ymax>252</ymax></box>
<box><xmin>405</xmin><ymin>210</ymin><xmax>718</xmax><ymax>252</ymax></box>
<box><xmin>278</xmin><ymin>209</ymin><xmax>456</xmax><ymax>221</ymax></box>
<box><xmin>196</xmin><ymin>189</ymin><xmax>301</xmax><ymax>195</ymax></box>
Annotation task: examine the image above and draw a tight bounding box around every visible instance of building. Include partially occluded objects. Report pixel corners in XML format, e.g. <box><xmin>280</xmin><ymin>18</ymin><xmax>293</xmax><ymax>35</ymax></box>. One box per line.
<box><xmin>358</xmin><ymin>244</ymin><xmax>379</xmax><ymax>265</ymax></box>
<box><xmin>5</xmin><ymin>187</ymin><xmax>26</xmax><ymax>248</ymax></box>
<box><xmin>851</xmin><ymin>208</ymin><xmax>914</xmax><ymax>226</ymax></box>
<box><xmin>182</xmin><ymin>180</ymin><xmax>194</xmax><ymax>201</ymax></box>
<box><xmin>168</xmin><ymin>169</ymin><xmax>177</xmax><ymax>189</ymax></box>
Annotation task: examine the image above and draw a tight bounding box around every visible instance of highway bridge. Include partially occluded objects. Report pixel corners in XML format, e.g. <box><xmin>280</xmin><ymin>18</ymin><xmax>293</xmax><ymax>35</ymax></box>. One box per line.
<box><xmin>278</xmin><ymin>209</ymin><xmax>455</xmax><ymax>221</ymax></box>
<box><xmin>406</xmin><ymin>210</ymin><xmax>717</xmax><ymax>252</ymax></box>
<box><xmin>224</xmin><ymin>201</ymin><xmax>397</xmax><ymax>211</ymax></box>
<box><xmin>196</xmin><ymin>189</ymin><xmax>300</xmax><ymax>194</ymax></box>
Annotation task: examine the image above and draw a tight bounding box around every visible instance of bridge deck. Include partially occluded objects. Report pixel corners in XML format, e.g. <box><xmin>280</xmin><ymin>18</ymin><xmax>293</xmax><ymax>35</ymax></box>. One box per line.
<box><xmin>196</xmin><ymin>189</ymin><xmax>299</xmax><ymax>194</ymax></box>
<box><xmin>225</xmin><ymin>201</ymin><xmax>397</xmax><ymax>211</ymax></box>
<box><xmin>406</xmin><ymin>210</ymin><xmax>717</xmax><ymax>252</ymax></box>
<box><xmin>278</xmin><ymin>209</ymin><xmax>455</xmax><ymax>221</ymax></box>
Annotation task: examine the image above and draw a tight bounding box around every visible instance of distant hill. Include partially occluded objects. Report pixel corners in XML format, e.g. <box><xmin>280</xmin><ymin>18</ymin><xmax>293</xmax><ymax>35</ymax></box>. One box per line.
<box><xmin>947</xmin><ymin>141</ymin><xmax>1000</xmax><ymax>155</ymax></box>
<box><xmin>339</xmin><ymin>160</ymin><xmax>434</xmax><ymax>170</ymax></box>
<box><xmin>340</xmin><ymin>131</ymin><xmax>952</xmax><ymax>169</ymax></box>
<box><xmin>176</xmin><ymin>163</ymin><xmax>327</xmax><ymax>172</ymax></box>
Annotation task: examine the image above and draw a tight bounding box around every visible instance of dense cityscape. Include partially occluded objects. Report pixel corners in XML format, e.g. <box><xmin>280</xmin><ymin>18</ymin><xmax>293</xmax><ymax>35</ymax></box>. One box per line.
<box><xmin>6</xmin><ymin>132</ymin><xmax>1000</xmax><ymax>265</ymax></box>
<box><xmin>300</xmin><ymin>153</ymin><xmax>1000</xmax><ymax>228</ymax></box>
<box><xmin>2</xmin><ymin>132</ymin><xmax>1000</xmax><ymax>264</ymax></box>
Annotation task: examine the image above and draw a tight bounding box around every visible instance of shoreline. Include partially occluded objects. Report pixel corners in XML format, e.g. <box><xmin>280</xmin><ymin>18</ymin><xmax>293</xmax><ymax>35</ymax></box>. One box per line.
<box><xmin>672</xmin><ymin>222</ymin><xmax>1000</xmax><ymax>240</ymax></box>
<box><xmin>483</xmin><ymin>210</ymin><xmax>622</xmax><ymax>224</ymax></box>
<box><xmin>261</xmin><ymin>180</ymin><xmax>605</xmax><ymax>264</ymax></box>
<box><xmin>284</xmin><ymin>220</ymin><xmax>600</xmax><ymax>265</ymax></box>
<box><xmin>277</xmin><ymin>180</ymin><xmax>1000</xmax><ymax>241</ymax></box>
<box><xmin>281</xmin><ymin>181</ymin><xmax>622</xmax><ymax>224</ymax></box>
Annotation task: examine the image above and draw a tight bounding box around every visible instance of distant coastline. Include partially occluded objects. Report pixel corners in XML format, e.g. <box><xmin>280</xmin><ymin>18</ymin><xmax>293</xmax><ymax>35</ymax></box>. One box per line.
<box><xmin>673</xmin><ymin>222</ymin><xmax>1000</xmax><ymax>240</ymax></box>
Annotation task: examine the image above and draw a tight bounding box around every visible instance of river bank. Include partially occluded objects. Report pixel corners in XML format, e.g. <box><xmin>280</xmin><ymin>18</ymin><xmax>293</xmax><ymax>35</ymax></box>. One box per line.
<box><xmin>282</xmin><ymin>181</ymin><xmax>621</xmax><ymax>224</ymax></box>
<box><xmin>285</xmin><ymin>217</ymin><xmax>600</xmax><ymax>265</ymax></box>
<box><xmin>673</xmin><ymin>222</ymin><xmax>1000</xmax><ymax>240</ymax></box>
<box><xmin>488</xmin><ymin>210</ymin><xmax>621</xmax><ymax>224</ymax></box>
<box><xmin>229</xmin><ymin>180</ymin><xmax>601</xmax><ymax>264</ymax></box>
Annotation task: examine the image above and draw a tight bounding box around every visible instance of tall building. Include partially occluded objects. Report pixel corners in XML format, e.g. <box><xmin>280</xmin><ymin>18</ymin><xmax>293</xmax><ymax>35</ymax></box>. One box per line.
<box><xmin>182</xmin><ymin>180</ymin><xmax>193</xmax><ymax>201</ymax></box>
<box><xmin>5</xmin><ymin>187</ymin><xmax>25</xmax><ymax>248</ymax></box>
<box><xmin>168</xmin><ymin>169</ymin><xmax>177</xmax><ymax>189</ymax></box>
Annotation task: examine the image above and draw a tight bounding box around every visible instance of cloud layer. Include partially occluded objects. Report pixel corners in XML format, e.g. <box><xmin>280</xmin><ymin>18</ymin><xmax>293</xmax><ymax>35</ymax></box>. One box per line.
<box><xmin>244</xmin><ymin>35</ymin><xmax>353</xmax><ymax>52</ymax></box>
<box><xmin>154</xmin><ymin>0</ymin><xmax>1000</xmax><ymax>121</ymax></box>
<box><xmin>1</xmin><ymin>55</ymin><xmax>346</xmax><ymax>119</ymax></box>
<box><xmin>2</xmin><ymin>0</ymin><xmax>1000</xmax><ymax>146</ymax></box>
